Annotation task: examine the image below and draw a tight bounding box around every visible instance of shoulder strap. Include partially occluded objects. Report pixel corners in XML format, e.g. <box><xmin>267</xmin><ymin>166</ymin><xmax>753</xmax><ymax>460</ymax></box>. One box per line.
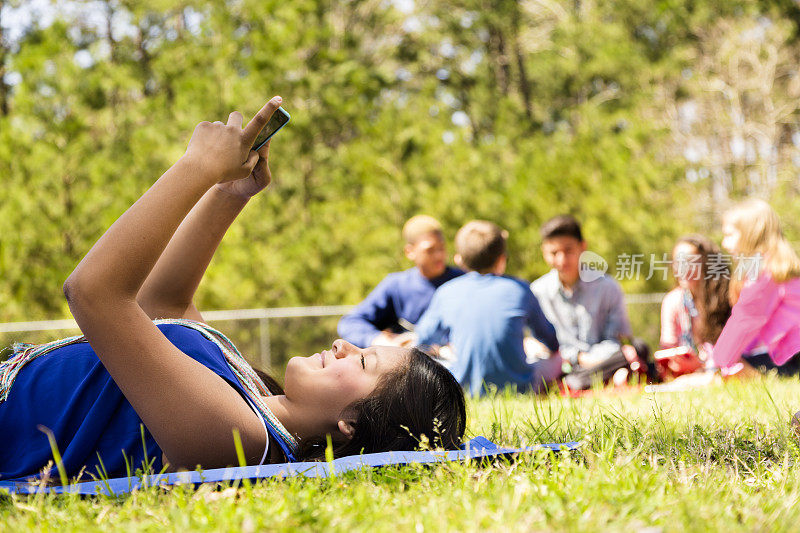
<box><xmin>152</xmin><ymin>319</ymin><xmax>300</xmax><ymax>459</ymax></box>
<box><xmin>1</xmin><ymin>335</ymin><xmax>88</xmax><ymax>402</ymax></box>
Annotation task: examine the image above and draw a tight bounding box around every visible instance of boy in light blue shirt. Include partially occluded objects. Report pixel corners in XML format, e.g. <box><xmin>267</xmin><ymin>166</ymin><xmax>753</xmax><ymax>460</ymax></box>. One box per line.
<box><xmin>415</xmin><ymin>221</ymin><xmax>561</xmax><ymax>396</ymax></box>
<box><xmin>530</xmin><ymin>214</ymin><xmax>651</xmax><ymax>390</ymax></box>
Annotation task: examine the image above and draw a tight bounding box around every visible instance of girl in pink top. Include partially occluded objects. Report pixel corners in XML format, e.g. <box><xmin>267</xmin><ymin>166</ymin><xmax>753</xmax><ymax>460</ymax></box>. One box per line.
<box><xmin>712</xmin><ymin>199</ymin><xmax>800</xmax><ymax>375</ymax></box>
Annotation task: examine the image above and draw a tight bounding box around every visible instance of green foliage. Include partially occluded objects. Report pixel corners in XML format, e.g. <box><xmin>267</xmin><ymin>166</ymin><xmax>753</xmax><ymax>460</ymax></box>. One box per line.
<box><xmin>1</xmin><ymin>0</ymin><xmax>799</xmax><ymax>325</ymax></box>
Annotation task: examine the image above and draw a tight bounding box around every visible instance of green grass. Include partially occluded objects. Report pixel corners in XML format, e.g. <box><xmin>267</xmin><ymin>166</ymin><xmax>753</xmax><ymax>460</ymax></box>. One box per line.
<box><xmin>3</xmin><ymin>377</ymin><xmax>800</xmax><ymax>532</ymax></box>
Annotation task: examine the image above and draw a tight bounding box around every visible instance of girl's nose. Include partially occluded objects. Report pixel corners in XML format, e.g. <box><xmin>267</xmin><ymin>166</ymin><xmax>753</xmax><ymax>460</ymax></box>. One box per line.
<box><xmin>332</xmin><ymin>339</ymin><xmax>357</xmax><ymax>358</ymax></box>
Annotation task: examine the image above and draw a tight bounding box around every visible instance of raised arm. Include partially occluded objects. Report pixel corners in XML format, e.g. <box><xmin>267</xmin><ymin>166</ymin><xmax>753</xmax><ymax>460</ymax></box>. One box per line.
<box><xmin>712</xmin><ymin>275</ymin><xmax>779</xmax><ymax>369</ymax></box>
<box><xmin>525</xmin><ymin>291</ymin><xmax>559</xmax><ymax>353</ymax></box>
<box><xmin>136</xmin><ymin>141</ymin><xmax>273</xmax><ymax>322</ymax></box>
<box><xmin>63</xmin><ymin>97</ymin><xmax>282</xmax><ymax>469</ymax></box>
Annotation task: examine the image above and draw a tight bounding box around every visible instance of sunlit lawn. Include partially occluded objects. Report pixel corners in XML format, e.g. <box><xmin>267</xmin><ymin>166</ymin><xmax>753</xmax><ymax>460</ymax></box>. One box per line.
<box><xmin>3</xmin><ymin>376</ymin><xmax>800</xmax><ymax>532</ymax></box>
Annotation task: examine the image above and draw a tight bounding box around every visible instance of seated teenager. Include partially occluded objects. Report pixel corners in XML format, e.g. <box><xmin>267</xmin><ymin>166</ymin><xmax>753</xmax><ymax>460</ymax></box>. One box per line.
<box><xmin>0</xmin><ymin>97</ymin><xmax>466</xmax><ymax>483</ymax></box>
<box><xmin>337</xmin><ymin>215</ymin><xmax>463</xmax><ymax>348</ymax></box>
<box><xmin>414</xmin><ymin>220</ymin><xmax>560</xmax><ymax>397</ymax></box>
<box><xmin>658</xmin><ymin>235</ymin><xmax>731</xmax><ymax>378</ymax></box>
<box><xmin>530</xmin><ymin>215</ymin><xmax>648</xmax><ymax>390</ymax></box>
<box><xmin>710</xmin><ymin>199</ymin><xmax>800</xmax><ymax>377</ymax></box>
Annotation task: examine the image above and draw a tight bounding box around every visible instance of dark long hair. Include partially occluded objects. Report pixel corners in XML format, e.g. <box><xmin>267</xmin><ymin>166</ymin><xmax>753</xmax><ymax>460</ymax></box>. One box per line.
<box><xmin>257</xmin><ymin>348</ymin><xmax>466</xmax><ymax>461</ymax></box>
<box><xmin>253</xmin><ymin>368</ymin><xmax>284</xmax><ymax>396</ymax></box>
<box><xmin>675</xmin><ymin>234</ymin><xmax>731</xmax><ymax>344</ymax></box>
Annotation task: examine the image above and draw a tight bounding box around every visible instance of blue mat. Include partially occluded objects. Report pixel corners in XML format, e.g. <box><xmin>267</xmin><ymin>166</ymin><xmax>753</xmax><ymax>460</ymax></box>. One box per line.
<box><xmin>0</xmin><ymin>437</ymin><xmax>581</xmax><ymax>496</ymax></box>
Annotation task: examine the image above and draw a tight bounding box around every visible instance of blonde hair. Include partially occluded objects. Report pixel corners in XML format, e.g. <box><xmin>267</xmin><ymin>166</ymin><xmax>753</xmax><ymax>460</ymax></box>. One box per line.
<box><xmin>724</xmin><ymin>199</ymin><xmax>800</xmax><ymax>302</ymax></box>
<box><xmin>402</xmin><ymin>215</ymin><xmax>443</xmax><ymax>244</ymax></box>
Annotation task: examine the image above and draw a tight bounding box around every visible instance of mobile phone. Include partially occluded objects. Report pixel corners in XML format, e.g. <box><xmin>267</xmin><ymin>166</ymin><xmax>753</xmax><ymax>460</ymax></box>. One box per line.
<box><xmin>251</xmin><ymin>106</ymin><xmax>291</xmax><ymax>150</ymax></box>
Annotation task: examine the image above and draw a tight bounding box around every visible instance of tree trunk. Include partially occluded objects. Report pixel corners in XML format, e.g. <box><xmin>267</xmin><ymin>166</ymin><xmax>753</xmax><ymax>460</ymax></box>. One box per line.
<box><xmin>488</xmin><ymin>23</ymin><xmax>510</xmax><ymax>95</ymax></box>
<box><xmin>0</xmin><ymin>7</ymin><xmax>9</xmax><ymax>116</ymax></box>
<box><xmin>513</xmin><ymin>32</ymin><xmax>532</xmax><ymax>121</ymax></box>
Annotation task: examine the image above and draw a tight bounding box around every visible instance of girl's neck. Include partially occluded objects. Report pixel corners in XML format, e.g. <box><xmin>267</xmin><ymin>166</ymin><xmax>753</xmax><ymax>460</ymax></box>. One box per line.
<box><xmin>262</xmin><ymin>394</ymin><xmax>328</xmax><ymax>445</ymax></box>
<box><xmin>686</xmin><ymin>284</ymin><xmax>700</xmax><ymax>300</ymax></box>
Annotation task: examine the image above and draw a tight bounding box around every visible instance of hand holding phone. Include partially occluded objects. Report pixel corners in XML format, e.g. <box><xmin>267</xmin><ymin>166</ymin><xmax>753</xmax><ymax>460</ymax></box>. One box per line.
<box><xmin>251</xmin><ymin>106</ymin><xmax>291</xmax><ymax>151</ymax></box>
<box><xmin>212</xmin><ymin>99</ymin><xmax>287</xmax><ymax>199</ymax></box>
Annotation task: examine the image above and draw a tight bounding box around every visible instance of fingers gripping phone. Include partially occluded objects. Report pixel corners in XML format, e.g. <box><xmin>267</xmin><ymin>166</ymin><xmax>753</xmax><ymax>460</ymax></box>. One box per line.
<box><xmin>251</xmin><ymin>106</ymin><xmax>291</xmax><ymax>151</ymax></box>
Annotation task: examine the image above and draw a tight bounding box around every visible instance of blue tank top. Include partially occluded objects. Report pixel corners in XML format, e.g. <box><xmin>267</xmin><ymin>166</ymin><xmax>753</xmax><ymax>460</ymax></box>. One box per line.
<box><xmin>0</xmin><ymin>323</ymin><xmax>263</xmax><ymax>482</ymax></box>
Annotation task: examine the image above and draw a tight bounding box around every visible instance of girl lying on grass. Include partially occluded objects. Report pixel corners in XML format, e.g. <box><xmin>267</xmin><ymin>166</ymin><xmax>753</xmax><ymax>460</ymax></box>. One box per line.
<box><xmin>0</xmin><ymin>97</ymin><xmax>466</xmax><ymax>483</ymax></box>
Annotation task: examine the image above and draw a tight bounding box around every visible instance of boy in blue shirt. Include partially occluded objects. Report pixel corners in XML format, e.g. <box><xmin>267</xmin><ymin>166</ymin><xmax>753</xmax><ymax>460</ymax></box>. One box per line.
<box><xmin>337</xmin><ymin>215</ymin><xmax>463</xmax><ymax>348</ymax></box>
<box><xmin>415</xmin><ymin>220</ymin><xmax>561</xmax><ymax>396</ymax></box>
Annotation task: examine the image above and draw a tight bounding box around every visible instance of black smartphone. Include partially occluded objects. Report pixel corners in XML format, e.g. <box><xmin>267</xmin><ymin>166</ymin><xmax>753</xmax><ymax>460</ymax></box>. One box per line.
<box><xmin>251</xmin><ymin>106</ymin><xmax>291</xmax><ymax>150</ymax></box>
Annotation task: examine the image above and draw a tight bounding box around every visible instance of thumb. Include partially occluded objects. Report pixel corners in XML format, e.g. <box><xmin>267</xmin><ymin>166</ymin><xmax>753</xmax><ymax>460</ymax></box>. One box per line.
<box><xmin>257</xmin><ymin>139</ymin><xmax>270</xmax><ymax>158</ymax></box>
<box><xmin>243</xmin><ymin>150</ymin><xmax>259</xmax><ymax>173</ymax></box>
<box><xmin>254</xmin><ymin>157</ymin><xmax>272</xmax><ymax>188</ymax></box>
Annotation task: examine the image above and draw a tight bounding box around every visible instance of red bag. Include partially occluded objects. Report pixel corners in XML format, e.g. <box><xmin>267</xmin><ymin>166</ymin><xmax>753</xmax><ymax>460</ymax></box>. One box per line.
<box><xmin>654</xmin><ymin>346</ymin><xmax>703</xmax><ymax>379</ymax></box>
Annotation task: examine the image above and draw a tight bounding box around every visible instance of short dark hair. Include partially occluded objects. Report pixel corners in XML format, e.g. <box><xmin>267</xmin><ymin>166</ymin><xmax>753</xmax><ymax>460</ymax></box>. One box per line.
<box><xmin>455</xmin><ymin>220</ymin><xmax>508</xmax><ymax>273</ymax></box>
<box><xmin>540</xmin><ymin>215</ymin><xmax>583</xmax><ymax>242</ymax></box>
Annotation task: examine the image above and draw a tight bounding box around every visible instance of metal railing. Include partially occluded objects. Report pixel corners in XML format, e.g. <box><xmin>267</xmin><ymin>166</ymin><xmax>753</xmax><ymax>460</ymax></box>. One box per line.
<box><xmin>0</xmin><ymin>294</ymin><xmax>666</xmax><ymax>367</ymax></box>
<box><xmin>622</xmin><ymin>293</ymin><xmax>665</xmax><ymax>304</ymax></box>
<box><xmin>0</xmin><ymin>305</ymin><xmax>355</xmax><ymax>369</ymax></box>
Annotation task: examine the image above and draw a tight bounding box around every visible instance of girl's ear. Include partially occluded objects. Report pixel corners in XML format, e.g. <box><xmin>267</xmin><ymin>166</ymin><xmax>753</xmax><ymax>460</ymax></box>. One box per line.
<box><xmin>337</xmin><ymin>419</ymin><xmax>356</xmax><ymax>440</ymax></box>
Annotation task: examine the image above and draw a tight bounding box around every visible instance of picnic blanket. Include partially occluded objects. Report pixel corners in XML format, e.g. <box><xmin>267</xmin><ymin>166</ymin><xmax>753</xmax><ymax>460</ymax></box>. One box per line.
<box><xmin>0</xmin><ymin>436</ymin><xmax>581</xmax><ymax>496</ymax></box>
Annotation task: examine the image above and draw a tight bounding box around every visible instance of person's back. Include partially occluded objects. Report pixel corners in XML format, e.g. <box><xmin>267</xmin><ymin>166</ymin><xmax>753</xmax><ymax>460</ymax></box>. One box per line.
<box><xmin>337</xmin><ymin>215</ymin><xmax>463</xmax><ymax>348</ymax></box>
<box><xmin>420</xmin><ymin>272</ymin><xmax>559</xmax><ymax>395</ymax></box>
<box><xmin>415</xmin><ymin>221</ymin><xmax>559</xmax><ymax>396</ymax></box>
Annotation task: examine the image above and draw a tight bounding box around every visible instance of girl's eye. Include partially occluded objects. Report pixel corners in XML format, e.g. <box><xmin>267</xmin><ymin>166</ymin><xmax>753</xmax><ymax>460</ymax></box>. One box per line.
<box><xmin>361</xmin><ymin>354</ymin><xmax>365</xmax><ymax>370</ymax></box>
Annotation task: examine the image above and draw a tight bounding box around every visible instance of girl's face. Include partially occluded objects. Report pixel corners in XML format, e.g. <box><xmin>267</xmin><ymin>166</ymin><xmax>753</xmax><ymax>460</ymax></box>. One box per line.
<box><xmin>673</xmin><ymin>242</ymin><xmax>701</xmax><ymax>291</ymax></box>
<box><xmin>283</xmin><ymin>340</ymin><xmax>409</xmax><ymax>432</ymax></box>
<box><xmin>721</xmin><ymin>222</ymin><xmax>741</xmax><ymax>254</ymax></box>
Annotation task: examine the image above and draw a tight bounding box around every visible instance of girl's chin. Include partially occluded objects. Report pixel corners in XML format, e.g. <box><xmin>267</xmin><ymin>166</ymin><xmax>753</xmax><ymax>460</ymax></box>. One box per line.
<box><xmin>283</xmin><ymin>356</ymin><xmax>306</xmax><ymax>376</ymax></box>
